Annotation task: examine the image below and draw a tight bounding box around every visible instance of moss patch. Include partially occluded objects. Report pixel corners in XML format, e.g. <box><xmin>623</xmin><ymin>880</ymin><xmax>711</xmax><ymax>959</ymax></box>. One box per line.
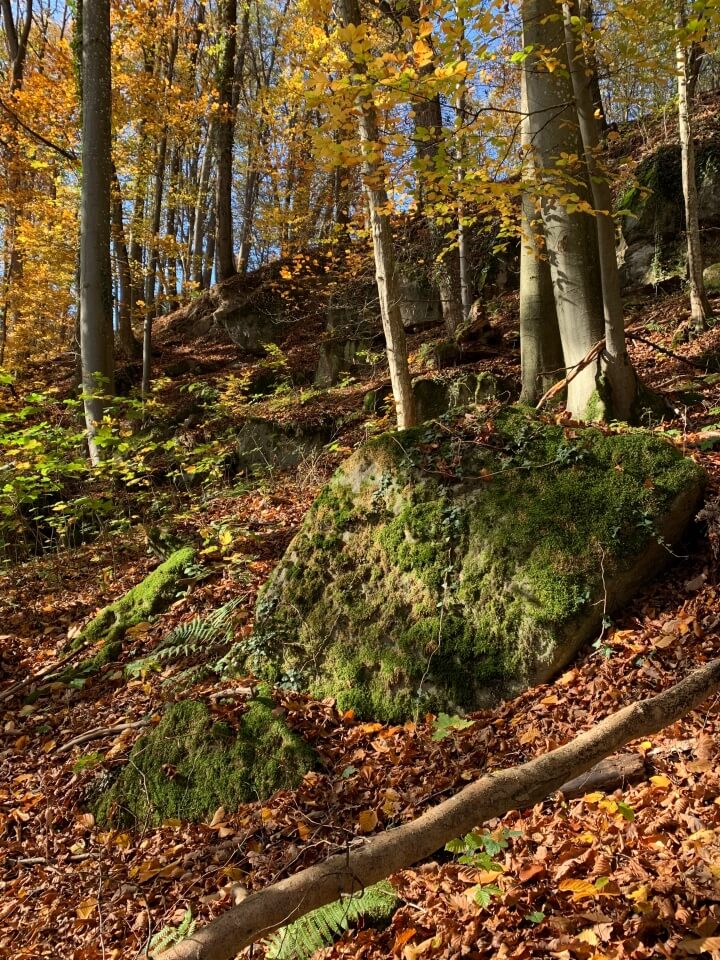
<box><xmin>94</xmin><ymin>688</ymin><xmax>315</xmax><ymax>826</ymax></box>
<box><xmin>70</xmin><ymin>547</ymin><xmax>195</xmax><ymax>668</ymax></box>
<box><xmin>245</xmin><ymin>409</ymin><xmax>705</xmax><ymax>721</ymax></box>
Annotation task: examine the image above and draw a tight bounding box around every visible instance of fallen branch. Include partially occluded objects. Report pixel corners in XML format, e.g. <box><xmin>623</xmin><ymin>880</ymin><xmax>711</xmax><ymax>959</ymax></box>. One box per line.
<box><xmin>162</xmin><ymin>658</ymin><xmax>720</xmax><ymax>960</ymax></box>
<box><xmin>625</xmin><ymin>332</ymin><xmax>709</xmax><ymax>371</ymax></box>
<box><xmin>55</xmin><ymin>718</ymin><xmax>150</xmax><ymax>754</ymax></box>
<box><xmin>558</xmin><ymin>752</ymin><xmax>646</xmax><ymax>800</ymax></box>
<box><xmin>535</xmin><ymin>338</ymin><xmax>605</xmax><ymax>411</ymax></box>
<box><xmin>0</xmin><ymin>647</ymin><xmax>83</xmax><ymax>703</ymax></box>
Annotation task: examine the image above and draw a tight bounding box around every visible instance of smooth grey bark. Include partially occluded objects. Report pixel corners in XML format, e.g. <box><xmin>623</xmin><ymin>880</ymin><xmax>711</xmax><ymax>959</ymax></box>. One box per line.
<box><xmin>215</xmin><ymin>0</ymin><xmax>239</xmax><ymax>281</ymax></box>
<box><xmin>80</xmin><ymin>0</ymin><xmax>114</xmax><ymax>464</ymax></box>
<box><xmin>523</xmin><ymin>0</ymin><xmax>605</xmax><ymax>419</ymax></box>
<box><xmin>676</xmin><ymin>5</ymin><xmax>712</xmax><ymax>331</ymax></box>
<box><xmin>165</xmin><ymin>144</ymin><xmax>181</xmax><ymax>311</ymax></box>
<box><xmin>563</xmin><ymin>0</ymin><xmax>637</xmax><ymax>420</ymax></box>
<box><xmin>191</xmin><ymin>123</ymin><xmax>215</xmax><ymax>288</ymax></box>
<box><xmin>142</xmin><ymin>133</ymin><xmax>168</xmax><ymax>396</ymax></box>
<box><xmin>519</xmin><ymin>69</ymin><xmax>563</xmax><ymax>405</ymax></box>
<box><xmin>335</xmin><ymin>0</ymin><xmax>416</xmax><ymax>428</ymax></box>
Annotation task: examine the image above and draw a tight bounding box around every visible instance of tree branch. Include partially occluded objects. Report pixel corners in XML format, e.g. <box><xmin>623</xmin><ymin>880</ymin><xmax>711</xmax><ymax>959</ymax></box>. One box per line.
<box><xmin>162</xmin><ymin>658</ymin><xmax>720</xmax><ymax>960</ymax></box>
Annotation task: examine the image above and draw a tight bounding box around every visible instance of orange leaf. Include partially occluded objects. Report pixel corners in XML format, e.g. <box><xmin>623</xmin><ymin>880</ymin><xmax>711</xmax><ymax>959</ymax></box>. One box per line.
<box><xmin>393</xmin><ymin>928</ymin><xmax>417</xmax><ymax>954</ymax></box>
<box><xmin>358</xmin><ymin>810</ymin><xmax>378</xmax><ymax>833</ymax></box>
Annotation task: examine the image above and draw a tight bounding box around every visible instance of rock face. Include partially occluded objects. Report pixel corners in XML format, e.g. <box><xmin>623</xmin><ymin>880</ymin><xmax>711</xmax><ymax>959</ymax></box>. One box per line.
<box><xmin>95</xmin><ymin>689</ymin><xmax>315</xmax><ymax>825</ymax></box>
<box><xmin>617</xmin><ymin>139</ymin><xmax>720</xmax><ymax>290</ymax></box>
<box><xmin>249</xmin><ymin>410</ymin><xmax>705</xmax><ymax>721</ymax></box>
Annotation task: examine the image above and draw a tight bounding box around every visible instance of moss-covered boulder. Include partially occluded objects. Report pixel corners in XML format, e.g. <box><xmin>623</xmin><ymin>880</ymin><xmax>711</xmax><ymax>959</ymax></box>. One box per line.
<box><xmin>247</xmin><ymin>409</ymin><xmax>705</xmax><ymax>721</ymax></box>
<box><xmin>71</xmin><ymin>547</ymin><xmax>195</xmax><ymax>667</ymax></box>
<box><xmin>95</xmin><ymin>689</ymin><xmax>315</xmax><ymax>825</ymax></box>
<box><xmin>704</xmin><ymin>262</ymin><xmax>720</xmax><ymax>294</ymax></box>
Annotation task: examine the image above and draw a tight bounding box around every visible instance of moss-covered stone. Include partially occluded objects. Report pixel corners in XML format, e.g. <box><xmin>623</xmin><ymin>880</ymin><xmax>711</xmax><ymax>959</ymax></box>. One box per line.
<box><xmin>94</xmin><ymin>688</ymin><xmax>315</xmax><ymax>826</ymax></box>
<box><xmin>245</xmin><ymin>408</ymin><xmax>705</xmax><ymax>721</ymax></box>
<box><xmin>70</xmin><ymin>548</ymin><xmax>195</xmax><ymax>668</ymax></box>
<box><xmin>704</xmin><ymin>262</ymin><xmax>720</xmax><ymax>293</ymax></box>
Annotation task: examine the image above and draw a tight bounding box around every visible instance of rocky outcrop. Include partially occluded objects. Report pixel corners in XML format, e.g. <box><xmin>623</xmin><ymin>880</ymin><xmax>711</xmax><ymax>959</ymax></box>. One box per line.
<box><xmin>617</xmin><ymin>139</ymin><xmax>720</xmax><ymax>290</ymax></box>
<box><xmin>246</xmin><ymin>409</ymin><xmax>705</xmax><ymax>721</ymax></box>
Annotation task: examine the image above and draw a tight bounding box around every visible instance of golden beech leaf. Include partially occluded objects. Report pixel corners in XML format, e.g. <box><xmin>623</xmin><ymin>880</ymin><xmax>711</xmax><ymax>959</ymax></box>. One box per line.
<box><xmin>76</xmin><ymin>898</ymin><xmax>98</xmax><ymax>920</ymax></box>
<box><xmin>358</xmin><ymin>809</ymin><xmax>378</xmax><ymax>833</ymax></box>
<box><xmin>558</xmin><ymin>879</ymin><xmax>601</xmax><ymax>900</ymax></box>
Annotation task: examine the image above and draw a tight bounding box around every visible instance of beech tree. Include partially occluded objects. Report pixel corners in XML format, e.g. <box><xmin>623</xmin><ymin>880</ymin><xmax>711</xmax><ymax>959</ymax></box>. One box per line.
<box><xmin>79</xmin><ymin>0</ymin><xmax>114</xmax><ymax>463</ymax></box>
<box><xmin>215</xmin><ymin>0</ymin><xmax>239</xmax><ymax>281</ymax></box>
<box><xmin>522</xmin><ymin>0</ymin><xmax>637</xmax><ymax>421</ymax></box>
<box><xmin>334</xmin><ymin>0</ymin><xmax>416</xmax><ymax>429</ymax></box>
<box><xmin>675</xmin><ymin>0</ymin><xmax>713</xmax><ymax>331</ymax></box>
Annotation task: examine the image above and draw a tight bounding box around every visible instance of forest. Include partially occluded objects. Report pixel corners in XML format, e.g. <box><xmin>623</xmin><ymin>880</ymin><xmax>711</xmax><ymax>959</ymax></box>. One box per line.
<box><xmin>2</xmin><ymin>0</ymin><xmax>720</xmax><ymax>957</ymax></box>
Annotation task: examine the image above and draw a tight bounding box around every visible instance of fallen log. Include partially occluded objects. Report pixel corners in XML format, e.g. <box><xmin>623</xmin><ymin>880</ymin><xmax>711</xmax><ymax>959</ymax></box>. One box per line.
<box><xmin>161</xmin><ymin>659</ymin><xmax>720</xmax><ymax>960</ymax></box>
<box><xmin>557</xmin><ymin>751</ymin><xmax>647</xmax><ymax>799</ymax></box>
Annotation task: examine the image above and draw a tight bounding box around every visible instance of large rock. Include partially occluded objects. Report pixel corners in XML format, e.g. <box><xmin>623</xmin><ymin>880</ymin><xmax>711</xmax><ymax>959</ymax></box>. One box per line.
<box><xmin>249</xmin><ymin>410</ymin><xmax>705</xmax><ymax>721</ymax></box>
<box><xmin>617</xmin><ymin>139</ymin><xmax>720</xmax><ymax>290</ymax></box>
<box><xmin>94</xmin><ymin>689</ymin><xmax>315</xmax><ymax>825</ymax></box>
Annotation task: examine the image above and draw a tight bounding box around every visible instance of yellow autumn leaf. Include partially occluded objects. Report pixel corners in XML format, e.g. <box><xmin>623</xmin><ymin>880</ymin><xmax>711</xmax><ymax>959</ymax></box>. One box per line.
<box><xmin>558</xmin><ymin>879</ymin><xmax>601</xmax><ymax>900</ymax></box>
<box><xmin>76</xmin><ymin>897</ymin><xmax>98</xmax><ymax>920</ymax></box>
<box><xmin>650</xmin><ymin>774</ymin><xmax>671</xmax><ymax>789</ymax></box>
<box><xmin>358</xmin><ymin>809</ymin><xmax>378</xmax><ymax>833</ymax></box>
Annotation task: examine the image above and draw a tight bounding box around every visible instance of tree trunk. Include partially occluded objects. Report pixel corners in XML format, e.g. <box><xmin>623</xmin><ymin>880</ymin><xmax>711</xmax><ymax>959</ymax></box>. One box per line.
<box><xmin>80</xmin><ymin>0</ymin><xmax>114</xmax><ymax>464</ymax></box>
<box><xmin>161</xmin><ymin>658</ymin><xmax>720</xmax><ymax>960</ymax></box>
<box><xmin>215</xmin><ymin>0</ymin><xmax>238</xmax><ymax>281</ymax></box>
<box><xmin>142</xmin><ymin>133</ymin><xmax>168</xmax><ymax>396</ymax></box>
<box><xmin>578</xmin><ymin>0</ymin><xmax>608</xmax><ymax>133</ymax></box>
<box><xmin>165</xmin><ymin>143</ymin><xmax>181</xmax><ymax>310</ymax></box>
<box><xmin>676</xmin><ymin>5</ymin><xmax>712</xmax><ymax>332</ymax></box>
<box><xmin>523</xmin><ymin>0</ymin><xmax>605</xmax><ymax>420</ymax></box>
<box><xmin>563</xmin><ymin>0</ymin><xmax>637</xmax><ymax>420</ymax></box>
<box><xmin>191</xmin><ymin>123</ymin><xmax>215</xmax><ymax>288</ymax></box>
<box><xmin>412</xmin><ymin>68</ymin><xmax>463</xmax><ymax>336</ymax></box>
<box><xmin>336</xmin><ymin>0</ymin><xmax>416</xmax><ymax>429</ymax></box>
<box><xmin>111</xmin><ymin>167</ymin><xmax>140</xmax><ymax>358</ymax></box>
<box><xmin>519</xmin><ymin>69</ymin><xmax>564</xmax><ymax>405</ymax></box>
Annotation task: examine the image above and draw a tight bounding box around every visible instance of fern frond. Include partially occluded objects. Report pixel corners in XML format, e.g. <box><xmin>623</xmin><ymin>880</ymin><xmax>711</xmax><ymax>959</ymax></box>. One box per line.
<box><xmin>127</xmin><ymin>598</ymin><xmax>243</xmax><ymax>677</ymax></box>
<box><xmin>265</xmin><ymin>881</ymin><xmax>398</xmax><ymax>960</ymax></box>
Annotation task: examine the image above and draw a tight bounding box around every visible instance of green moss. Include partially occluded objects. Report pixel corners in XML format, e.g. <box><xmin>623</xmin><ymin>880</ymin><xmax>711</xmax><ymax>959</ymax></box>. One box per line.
<box><xmin>249</xmin><ymin>409</ymin><xmax>705</xmax><ymax>721</ymax></box>
<box><xmin>72</xmin><ymin>547</ymin><xmax>195</xmax><ymax>655</ymax></box>
<box><xmin>94</xmin><ymin>689</ymin><xmax>315</xmax><ymax>826</ymax></box>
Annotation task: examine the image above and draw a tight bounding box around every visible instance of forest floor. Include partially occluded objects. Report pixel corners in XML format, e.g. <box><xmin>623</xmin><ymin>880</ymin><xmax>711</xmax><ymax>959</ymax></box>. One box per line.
<box><xmin>2</xmin><ymin>282</ymin><xmax>720</xmax><ymax>960</ymax></box>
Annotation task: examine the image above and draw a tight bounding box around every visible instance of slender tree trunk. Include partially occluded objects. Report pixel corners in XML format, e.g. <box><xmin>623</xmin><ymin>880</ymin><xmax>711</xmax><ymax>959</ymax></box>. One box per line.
<box><xmin>413</xmin><ymin>89</ymin><xmax>463</xmax><ymax>336</ymax></box>
<box><xmin>336</xmin><ymin>0</ymin><xmax>416</xmax><ymax>428</ymax></box>
<box><xmin>165</xmin><ymin>143</ymin><xmax>181</xmax><ymax>310</ymax></box>
<box><xmin>80</xmin><ymin>0</ymin><xmax>114</xmax><ymax>464</ymax></box>
<box><xmin>237</xmin><ymin>164</ymin><xmax>259</xmax><ymax>274</ymax></box>
<box><xmin>191</xmin><ymin>123</ymin><xmax>215</xmax><ymax>287</ymax></box>
<box><xmin>111</xmin><ymin>167</ymin><xmax>140</xmax><ymax>358</ymax></box>
<box><xmin>564</xmin><ymin>0</ymin><xmax>637</xmax><ymax>420</ymax></box>
<box><xmin>215</xmin><ymin>0</ymin><xmax>238</xmax><ymax>281</ymax></box>
<box><xmin>519</xmin><ymin>69</ymin><xmax>564</xmax><ymax>405</ymax></box>
<box><xmin>523</xmin><ymin>0</ymin><xmax>605</xmax><ymax>420</ymax></box>
<box><xmin>676</xmin><ymin>5</ymin><xmax>712</xmax><ymax>332</ymax></box>
<box><xmin>142</xmin><ymin>133</ymin><xmax>168</xmax><ymax>396</ymax></box>
<box><xmin>0</xmin><ymin>0</ymin><xmax>32</xmax><ymax>361</ymax></box>
<box><xmin>203</xmin><ymin>205</ymin><xmax>217</xmax><ymax>288</ymax></box>
<box><xmin>578</xmin><ymin>0</ymin><xmax>608</xmax><ymax>133</ymax></box>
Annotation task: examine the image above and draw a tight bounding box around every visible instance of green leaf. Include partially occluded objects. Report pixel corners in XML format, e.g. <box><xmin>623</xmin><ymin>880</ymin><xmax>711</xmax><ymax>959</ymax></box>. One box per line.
<box><xmin>431</xmin><ymin>712</ymin><xmax>475</xmax><ymax>741</ymax></box>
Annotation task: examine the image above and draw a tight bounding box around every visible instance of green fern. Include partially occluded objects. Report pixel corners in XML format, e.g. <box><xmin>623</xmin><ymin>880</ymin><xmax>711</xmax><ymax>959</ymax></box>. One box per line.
<box><xmin>149</xmin><ymin>908</ymin><xmax>195</xmax><ymax>957</ymax></box>
<box><xmin>126</xmin><ymin>598</ymin><xmax>242</xmax><ymax>677</ymax></box>
<box><xmin>264</xmin><ymin>881</ymin><xmax>398</xmax><ymax>960</ymax></box>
